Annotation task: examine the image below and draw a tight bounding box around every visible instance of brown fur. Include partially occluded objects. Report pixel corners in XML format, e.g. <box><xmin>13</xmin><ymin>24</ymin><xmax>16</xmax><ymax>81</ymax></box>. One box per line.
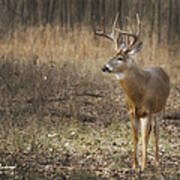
<box><xmin>117</xmin><ymin>62</ymin><xmax>170</xmax><ymax>170</ymax></box>
<box><xmin>118</xmin><ymin>63</ymin><xmax>170</xmax><ymax>119</ymax></box>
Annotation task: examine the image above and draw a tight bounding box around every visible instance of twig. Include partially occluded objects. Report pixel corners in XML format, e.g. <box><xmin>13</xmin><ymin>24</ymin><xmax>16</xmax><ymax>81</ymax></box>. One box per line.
<box><xmin>76</xmin><ymin>93</ymin><xmax>104</xmax><ymax>98</ymax></box>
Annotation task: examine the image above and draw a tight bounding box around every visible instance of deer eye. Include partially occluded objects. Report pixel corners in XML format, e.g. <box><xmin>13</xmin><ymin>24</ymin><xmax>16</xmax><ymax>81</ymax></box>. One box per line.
<box><xmin>117</xmin><ymin>57</ymin><xmax>124</xmax><ymax>61</ymax></box>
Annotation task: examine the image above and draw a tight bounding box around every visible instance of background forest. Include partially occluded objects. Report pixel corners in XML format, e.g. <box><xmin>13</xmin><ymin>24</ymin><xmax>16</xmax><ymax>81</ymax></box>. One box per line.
<box><xmin>0</xmin><ymin>0</ymin><xmax>179</xmax><ymax>42</ymax></box>
<box><xmin>0</xmin><ymin>1</ymin><xmax>179</xmax><ymax>179</ymax></box>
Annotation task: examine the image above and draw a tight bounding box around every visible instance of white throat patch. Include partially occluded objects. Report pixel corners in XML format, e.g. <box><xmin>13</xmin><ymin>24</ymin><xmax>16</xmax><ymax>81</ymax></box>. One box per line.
<box><xmin>115</xmin><ymin>73</ymin><xmax>125</xmax><ymax>80</ymax></box>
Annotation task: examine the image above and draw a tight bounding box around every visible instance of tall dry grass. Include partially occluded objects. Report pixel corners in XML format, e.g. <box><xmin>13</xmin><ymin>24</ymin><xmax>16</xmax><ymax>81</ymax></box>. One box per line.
<box><xmin>0</xmin><ymin>24</ymin><xmax>178</xmax><ymax>131</ymax></box>
<box><xmin>0</xmin><ymin>25</ymin><xmax>111</xmax><ymax>62</ymax></box>
<box><xmin>0</xmin><ymin>24</ymin><xmax>179</xmax><ymax>83</ymax></box>
<box><xmin>0</xmin><ymin>24</ymin><xmax>179</xmax><ymax>126</ymax></box>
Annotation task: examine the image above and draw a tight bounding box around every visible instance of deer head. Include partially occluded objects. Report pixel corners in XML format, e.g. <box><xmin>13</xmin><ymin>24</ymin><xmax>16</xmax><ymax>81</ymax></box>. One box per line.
<box><xmin>95</xmin><ymin>14</ymin><xmax>142</xmax><ymax>78</ymax></box>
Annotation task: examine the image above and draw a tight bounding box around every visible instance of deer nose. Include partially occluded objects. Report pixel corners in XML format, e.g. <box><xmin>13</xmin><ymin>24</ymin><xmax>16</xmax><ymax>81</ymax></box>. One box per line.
<box><xmin>102</xmin><ymin>66</ymin><xmax>108</xmax><ymax>72</ymax></box>
<box><xmin>102</xmin><ymin>65</ymin><xmax>112</xmax><ymax>73</ymax></box>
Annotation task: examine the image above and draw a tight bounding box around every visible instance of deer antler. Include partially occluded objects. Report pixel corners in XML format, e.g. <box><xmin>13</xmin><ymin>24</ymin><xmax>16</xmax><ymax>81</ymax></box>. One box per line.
<box><xmin>115</xmin><ymin>14</ymin><xmax>141</xmax><ymax>53</ymax></box>
<box><xmin>95</xmin><ymin>13</ymin><xmax>120</xmax><ymax>51</ymax></box>
<box><xmin>95</xmin><ymin>13</ymin><xmax>141</xmax><ymax>53</ymax></box>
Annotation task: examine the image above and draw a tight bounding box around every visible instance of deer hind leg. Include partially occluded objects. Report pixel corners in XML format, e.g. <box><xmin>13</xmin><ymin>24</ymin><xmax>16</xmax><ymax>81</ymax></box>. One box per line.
<box><xmin>153</xmin><ymin>111</ymin><xmax>163</xmax><ymax>166</ymax></box>
<box><xmin>130</xmin><ymin>116</ymin><xmax>139</xmax><ymax>170</ymax></box>
<box><xmin>154</xmin><ymin>118</ymin><xmax>159</xmax><ymax>166</ymax></box>
<box><xmin>140</xmin><ymin>115</ymin><xmax>152</xmax><ymax>171</ymax></box>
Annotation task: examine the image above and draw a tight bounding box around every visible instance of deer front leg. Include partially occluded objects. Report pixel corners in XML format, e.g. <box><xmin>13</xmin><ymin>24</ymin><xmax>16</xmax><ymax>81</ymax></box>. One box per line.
<box><xmin>154</xmin><ymin>118</ymin><xmax>159</xmax><ymax>166</ymax></box>
<box><xmin>130</xmin><ymin>116</ymin><xmax>139</xmax><ymax>170</ymax></box>
<box><xmin>140</xmin><ymin>115</ymin><xmax>152</xmax><ymax>171</ymax></box>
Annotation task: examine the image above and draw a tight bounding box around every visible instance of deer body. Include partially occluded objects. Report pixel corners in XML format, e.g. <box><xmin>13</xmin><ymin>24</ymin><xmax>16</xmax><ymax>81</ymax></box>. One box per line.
<box><xmin>118</xmin><ymin>65</ymin><xmax>170</xmax><ymax>117</ymax></box>
<box><xmin>95</xmin><ymin>14</ymin><xmax>170</xmax><ymax>171</ymax></box>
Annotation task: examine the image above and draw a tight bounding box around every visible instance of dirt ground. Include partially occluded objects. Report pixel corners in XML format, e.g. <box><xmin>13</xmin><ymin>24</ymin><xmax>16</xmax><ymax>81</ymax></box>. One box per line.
<box><xmin>0</xmin><ymin>58</ymin><xmax>179</xmax><ymax>180</ymax></box>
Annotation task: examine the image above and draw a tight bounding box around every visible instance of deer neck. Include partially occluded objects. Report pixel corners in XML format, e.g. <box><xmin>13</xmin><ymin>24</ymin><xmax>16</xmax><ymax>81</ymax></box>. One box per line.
<box><xmin>118</xmin><ymin>64</ymin><xmax>149</xmax><ymax>106</ymax></box>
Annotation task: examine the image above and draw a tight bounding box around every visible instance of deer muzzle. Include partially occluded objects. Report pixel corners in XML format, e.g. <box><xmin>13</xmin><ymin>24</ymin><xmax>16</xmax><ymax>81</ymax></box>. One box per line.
<box><xmin>102</xmin><ymin>64</ymin><xmax>112</xmax><ymax>73</ymax></box>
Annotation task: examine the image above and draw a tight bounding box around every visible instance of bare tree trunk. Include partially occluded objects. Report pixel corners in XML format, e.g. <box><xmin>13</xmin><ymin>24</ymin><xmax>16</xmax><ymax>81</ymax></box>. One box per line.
<box><xmin>117</xmin><ymin>0</ymin><xmax>123</xmax><ymax>28</ymax></box>
<box><xmin>150</xmin><ymin>2</ymin><xmax>155</xmax><ymax>44</ymax></box>
<box><xmin>101</xmin><ymin>0</ymin><xmax>106</xmax><ymax>31</ymax></box>
<box><xmin>173</xmin><ymin>0</ymin><xmax>180</xmax><ymax>41</ymax></box>
<box><xmin>48</xmin><ymin>0</ymin><xmax>57</xmax><ymax>24</ymax></box>
<box><xmin>59</xmin><ymin>0</ymin><xmax>64</xmax><ymax>27</ymax></box>
<box><xmin>157</xmin><ymin>0</ymin><xmax>161</xmax><ymax>43</ymax></box>
<box><xmin>168</xmin><ymin>0</ymin><xmax>172</xmax><ymax>43</ymax></box>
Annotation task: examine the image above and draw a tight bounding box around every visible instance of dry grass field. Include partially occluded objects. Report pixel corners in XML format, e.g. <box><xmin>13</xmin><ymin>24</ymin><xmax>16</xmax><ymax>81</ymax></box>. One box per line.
<box><xmin>0</xmin><ymin>25</ymin><xmax>179</xmax><ymax>179</ymax></box>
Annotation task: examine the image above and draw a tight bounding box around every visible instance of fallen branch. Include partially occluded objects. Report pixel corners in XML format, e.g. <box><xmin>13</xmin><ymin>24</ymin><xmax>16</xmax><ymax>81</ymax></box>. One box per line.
<box><xmin>0</xmin><ymin>165</ymin><xmax>16</xmax><ymax>171</ymax></box>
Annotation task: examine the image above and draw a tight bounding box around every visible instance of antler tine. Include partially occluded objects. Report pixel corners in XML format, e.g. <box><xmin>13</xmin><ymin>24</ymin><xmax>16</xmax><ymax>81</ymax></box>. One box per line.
<box><xmin>128</xmin><ymin>14</ymin><xmax>141</xmax><ymax>49</ymax></box>
<box><xmin>112</xmin><ymin>13</ymin><xmax>119</xmax><ymax>34</ymax></box>
<box><xmin>136</xmin><ymin>13</ymin><xmax>141</xmax><ymax>36</ymax></box>
<box><xmin>95</xmin><ymin>13</ymin><xmax>119</xmax><ymax>41</ymax></box>
<box><xmin>114</xmin><ymin>28</ymin><xmax>137</xmax><ymax>46</ymax></box>
<box><xmin>110</xmin><ymin>13</ymin><xmax>120</xmax><ymax>51</ymax></box>
<box><xmin>114</xmin><ymin>13</ymin><xmax>141</xmax><ymax>52</ymax></box>
<box><xmin>95</xmin><ymin>30</ymin><xmax>114</xmax><ymax>41</ymax></box>
<box><xmin>95</xmin><ymin>13</ymin><xmax>120</xmax><ymax>51</ymax></box>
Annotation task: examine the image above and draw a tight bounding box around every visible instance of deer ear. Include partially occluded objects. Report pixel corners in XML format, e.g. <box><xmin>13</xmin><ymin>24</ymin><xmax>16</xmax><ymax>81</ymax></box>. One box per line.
<box><xmin>128</xmin><ymin>41</ymin><xmax>143</xmax><ymax>55</ymax></box>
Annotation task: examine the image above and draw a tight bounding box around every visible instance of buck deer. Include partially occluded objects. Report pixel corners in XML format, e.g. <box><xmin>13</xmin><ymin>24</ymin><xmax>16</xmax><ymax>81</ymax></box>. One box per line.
<box><xmin>95</xmin><ymin>14</ymin><xmax>170</xmax><ymax>171</ymax></box>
